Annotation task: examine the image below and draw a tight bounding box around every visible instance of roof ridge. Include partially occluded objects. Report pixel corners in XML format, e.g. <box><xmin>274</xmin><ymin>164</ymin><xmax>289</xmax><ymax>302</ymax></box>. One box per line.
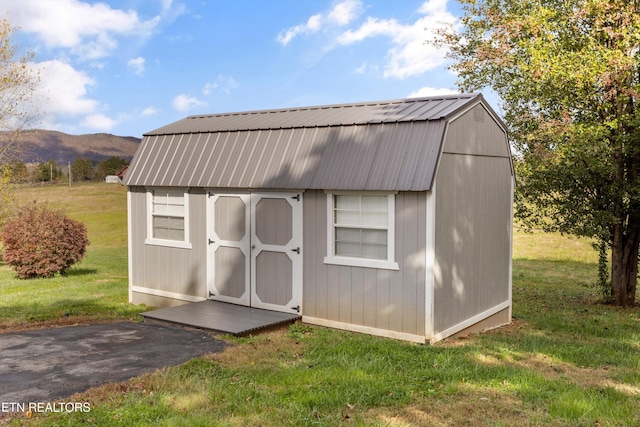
<box><xmin>186</xmin><ymin>93</ymin><xmax>477</xmax><ymax>120</ymax></box>
<box><xmin>145</xmin><ymin>94</ymin><xmax>482</xmax><ymax>136</ymax></box>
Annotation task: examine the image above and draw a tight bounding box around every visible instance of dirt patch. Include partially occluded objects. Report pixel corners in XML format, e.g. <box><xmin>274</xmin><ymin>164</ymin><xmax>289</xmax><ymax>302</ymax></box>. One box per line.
<box><xmin>0</xmin><ymin>316</ymin><xmax>130</xmax><ymax>334</ymax></box>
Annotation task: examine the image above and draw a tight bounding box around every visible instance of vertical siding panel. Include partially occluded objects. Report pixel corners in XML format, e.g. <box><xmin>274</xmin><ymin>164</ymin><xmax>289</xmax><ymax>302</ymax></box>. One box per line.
<box><xmin>191</xmin><ymin>191</ymin><xmax>207</xmax><ymax>297</ymax></box>
<box><xmin>315</xmin><ymin>191</ymin><xmax>330</xmax><ymax>319</ymax></box>
<box><xmin>376</xmin><ymin>269</ymin><xmax>390</xmax><ymax>330</ymax></box>
<box><xmin>302</xmin><ymin>190</ymin><xmax>426</xmax><ymax>337</ymax></box>
<box><xmin>363</xmin><ymin>268</ymin><xmax>378</xmax><ymax>328</ymax></box>
<box><xmin>338</xmin><ymin>266</ymin><xmax>352</xmax><ymax>324</ymax></box>
<box><xmin>326</xmin><ymin>266</ymin><xmax>340</xmax><ymax>321</ymax></box>
<box><xmin>302</xmin><ymin>191</ymin><xmax>317</xmax><ymax>317</ymax></box>
<box><xmin>130</xmin><ymin>187</ymin><xmax>146</xmax><ymax>287</ymax></box>
<box><xmin>401</xmin><ymin>192</ymin><xmax>419</xmax><ymax>334</ymax></box>
<box><xmin>433</xmin><ymin>153</ymin><xmax>512</xmax><ymax>334</ymax></box>
<box><xmin>388</xmin><ymin>193</ymin><xmax>404</xmax><ymax>333</ymax></box>
<box><xmin>416</xmin><ymin>192</ymin><xmax>427</xmax><ymax>335</ymax></box>
<box><xmin>351</xmin><ymin>267</ymin><xmax>364</xmax><ymax>326</ymax></box>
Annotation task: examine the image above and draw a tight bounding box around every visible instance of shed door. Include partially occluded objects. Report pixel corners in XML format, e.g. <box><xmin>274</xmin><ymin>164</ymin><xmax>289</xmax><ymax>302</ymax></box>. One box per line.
<box><xmin>207</xmin><ymin>192</ymin><xmax>302</xmax><ymax>314</ymax></box>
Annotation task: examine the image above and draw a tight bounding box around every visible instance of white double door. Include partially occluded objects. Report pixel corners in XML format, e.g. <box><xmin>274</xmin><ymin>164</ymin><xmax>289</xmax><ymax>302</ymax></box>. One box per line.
<box><xmin>206</xmin><ymin>191</ymin><xmax>302</xmax><ymax>314</ymax></box>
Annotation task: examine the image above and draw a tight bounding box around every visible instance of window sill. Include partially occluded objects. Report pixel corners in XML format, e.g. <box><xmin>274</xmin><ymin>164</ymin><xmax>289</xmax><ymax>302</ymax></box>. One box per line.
<box><xmin>323</xmin><ymin>256</ymin><xmax>399</xmax><ymax>271</ymax></box>
<box><xmin>145</xmin><ymin>238</ymin><xmax>192</xmax><ymax>250</ymax></box>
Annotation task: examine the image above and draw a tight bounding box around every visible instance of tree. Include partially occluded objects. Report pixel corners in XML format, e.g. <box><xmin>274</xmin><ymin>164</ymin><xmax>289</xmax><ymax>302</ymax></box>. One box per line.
<box><xmin>0</xmin><ymin>19</ymin><xmax>39</xmax><ymax>224</ymax></box>
<box><xmin>436</xmin><ymin>0</ymin><xmax>640</xmax><ymax>306</ymax></box>
<box><xmin>35</xmin><ymin>159</ymin><xmax>61</xmax><ymax>183</ymax></box>
<box><xmin>94</xmin><ymin>156</ymin><xmax>128</xmax><ymax>181</ymax></box>
<box><xmin>71</xmin><ymin>157</ymin><xmax>94</xmax><ymax>181</ymax></box>
<box><xmin>6</xmin><ymin>160</ymin><xmax>28</xmax><ymax>183</ymax></box>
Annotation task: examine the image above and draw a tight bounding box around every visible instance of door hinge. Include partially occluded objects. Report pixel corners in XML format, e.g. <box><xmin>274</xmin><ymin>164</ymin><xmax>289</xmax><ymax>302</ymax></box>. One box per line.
<box><xmin>208</xmin><ymin>191</ymin><xmax>215</xmax><ymax>198</ymax></box>
<box><xmin>290</xmin><ymin>305</ymin><xmax>300</xmax><ymax>313</ymax></box>
<box><xmin>291</xmin><ymin>194</ymin><xmax>300</xmax><ymax>201</ymax></box>
<box><xmin>208</xmin><ymin>239</ymin><xmax>215</xmax><ymax>245</ymax></box>
<box><xmin>208</xmin><ymin>291</ymin><xmax>215</xmax><ymax>298</ymax></box>
<box><xmin>291</xmin><ymin>247</ymin><xmax>300</xmax><ymax>254</ymax></box>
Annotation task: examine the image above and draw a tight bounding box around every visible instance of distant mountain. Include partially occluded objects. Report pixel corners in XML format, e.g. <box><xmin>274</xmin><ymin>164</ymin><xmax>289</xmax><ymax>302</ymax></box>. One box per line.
<box><xmin>1</xmin><ymin>130</ymin><xmax>141</xmax><ymax>164</ymax></box>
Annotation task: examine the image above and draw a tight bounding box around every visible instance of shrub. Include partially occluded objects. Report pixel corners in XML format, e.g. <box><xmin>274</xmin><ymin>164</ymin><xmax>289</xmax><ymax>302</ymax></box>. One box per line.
<box><xmin>1</xmin><ymin>203</ymin><xmax>89</xmax><ymax>278</ymax></box>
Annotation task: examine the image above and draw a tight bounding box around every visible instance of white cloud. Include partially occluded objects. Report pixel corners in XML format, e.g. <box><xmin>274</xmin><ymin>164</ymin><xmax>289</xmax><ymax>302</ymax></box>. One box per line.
<box><xmin>29</xmin><ymin>60</ymin><xmax>126</xmax><ymax>132</ymax></box>
<box><xmin>337</xmin><ymin>0</ymin><xmax>457</xmax><ymax>79</ymax></box>
<box><xmin>203</xmin><ymin>75</ymin><xmax>239</xmax><ymax>96</ymax></box>
<box><xmin>328</xmin><ymin>0</ymin><xmax>362</xmax><ymax>26</ymax></box>
<box><xmin>2</xmin><ymin>0</ymin><xmax>160</xmax><ymax>59</ymax></box>
<box><xmin>142</xmin><ymin>106</ymin><xmax>160</xmax><ymax>116</ymax></box>
<box><xmin>81</xmin><ymin>113</ymin><xmax>118</xmax><ymax>131</ymax></box>
<box><xmin>277</xmin><ymin>14</ymin><xmax>323</xmax><ymax>46</ymax></box>
<box><xmin>277</xmin><ymin>0</ymin><xmax>363</xmax><ymax>46</ymax></box>
<box><xmin>408</xmin><ymin>86</ymin><xmax>459</xmax><ymax>98</ymax></box>
<box><xmin>128</xmin><ymin>57</ymin><xmax>146</xmax><ymax>75</ymax></box>
<box><xmin>31</xmin><ymin>60</ymin><xmax>98</xmax><ymax>116</ymax></box>
<box><xmin>173</xmin><ymin>94</ymin><xmax>206</xmax><ymax>112</ymax></box>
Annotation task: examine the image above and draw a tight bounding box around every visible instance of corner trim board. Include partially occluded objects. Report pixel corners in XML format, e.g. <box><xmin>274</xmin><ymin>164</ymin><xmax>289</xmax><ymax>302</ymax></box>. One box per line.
<box><xmin>431</xmin><ymin>299</ymin><xmax>511</xmax><ymax>343</ymax></box>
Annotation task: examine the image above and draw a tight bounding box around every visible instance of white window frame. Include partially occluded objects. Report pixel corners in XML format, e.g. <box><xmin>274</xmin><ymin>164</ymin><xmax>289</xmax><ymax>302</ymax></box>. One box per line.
<box><xmin>145</xmin><ymin>187</ymin><xmax>192</xmax><ymax>249</ymax></box>
<box><xmin>324</xmin><ymin>191</ymin><xmax>399</xmax><ymax>270</ymax></box>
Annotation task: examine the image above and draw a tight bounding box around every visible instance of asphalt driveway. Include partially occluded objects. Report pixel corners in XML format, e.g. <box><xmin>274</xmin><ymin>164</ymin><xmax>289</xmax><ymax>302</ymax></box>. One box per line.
<box><xmin>0</xmin><ymin>322</ymin><xmax>227</xmax><ymax>406</ymax></box>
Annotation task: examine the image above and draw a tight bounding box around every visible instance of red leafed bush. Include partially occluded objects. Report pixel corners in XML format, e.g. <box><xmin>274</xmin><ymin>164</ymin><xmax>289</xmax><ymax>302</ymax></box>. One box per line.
<box><xmin>1</xmin><ymin>203</ymin><xmax>89</xmax><ymax>279</ymax></box>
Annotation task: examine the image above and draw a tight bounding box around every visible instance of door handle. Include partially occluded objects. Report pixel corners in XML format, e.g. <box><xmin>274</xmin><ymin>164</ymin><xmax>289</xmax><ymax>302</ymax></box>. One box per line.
<box><xmin>251</xmin><ymin>244</ymin><xmax>256</xmax><ymax>250</ymax></box>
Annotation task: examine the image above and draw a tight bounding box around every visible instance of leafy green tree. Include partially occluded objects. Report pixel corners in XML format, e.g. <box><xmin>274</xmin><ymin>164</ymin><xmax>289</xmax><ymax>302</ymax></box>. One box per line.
<box><xmin>437</xmin><ymin>0</ymin><xmax>640</xmax><ymax>305</ymax></box>
<box><xmin>71</xmin><ymin>157</ymin><xmax>94</xmax><ymax>182</ymax></box>
<box><xmin>4</xmin><ymin>160</ymin><xmax>28</xmax><ymax>183</ymax></box>
<box><xmin>94</xmin><ymin>156</ymin><xmax>128</xmax><ymax>181</ymax></box>
<box><xmin>35</xmin><ymin>160</ymin><xmax>61</xmax><ymax>182</ymax></box>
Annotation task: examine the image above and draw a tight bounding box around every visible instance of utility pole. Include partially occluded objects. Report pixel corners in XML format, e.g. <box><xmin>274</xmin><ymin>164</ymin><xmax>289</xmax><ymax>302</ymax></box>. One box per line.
<box><xmin>68</xmin><ymin>161</ymin><xmax>71</xmax><ymax>187</ymax></box>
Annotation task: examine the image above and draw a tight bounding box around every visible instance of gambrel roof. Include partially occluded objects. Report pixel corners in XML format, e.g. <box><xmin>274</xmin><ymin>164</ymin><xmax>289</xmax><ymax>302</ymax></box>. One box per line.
<box><xmin>124</xmin><ymin>93</ymin><xmax>497</xmax><ymax>191</ymax></box>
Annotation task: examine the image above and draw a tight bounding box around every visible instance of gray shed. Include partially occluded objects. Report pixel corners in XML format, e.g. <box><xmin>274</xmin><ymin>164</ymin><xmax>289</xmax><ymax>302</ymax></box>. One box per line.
<box><xmin>124</xmin><ymin>93</ymin><xmax>514</xmax><ymax>343</ymax></box>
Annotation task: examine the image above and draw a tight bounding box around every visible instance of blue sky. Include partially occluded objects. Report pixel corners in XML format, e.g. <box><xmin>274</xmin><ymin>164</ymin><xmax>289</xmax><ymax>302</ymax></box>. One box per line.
<box><xmin>1</xmin><ymin>0</ymin><xmax>466</xmax><ymax>138</ymax></box>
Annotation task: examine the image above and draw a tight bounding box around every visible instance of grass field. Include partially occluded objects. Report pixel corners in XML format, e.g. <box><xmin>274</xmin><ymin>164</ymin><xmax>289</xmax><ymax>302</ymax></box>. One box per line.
<box><xmin>0</xmin><ymin>183</ymin><xmax>147</xmax><ymax>330</ymax></box>
<box><xmin>2</xmin><ymin>183</ymin><xmax>639</xmax><ymax>426</ymax></box>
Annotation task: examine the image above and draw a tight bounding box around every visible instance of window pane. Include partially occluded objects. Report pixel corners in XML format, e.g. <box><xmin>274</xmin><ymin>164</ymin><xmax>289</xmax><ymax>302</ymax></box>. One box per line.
<box><xmin>335</xmin><ymin>227</ymin><xmax>361</xmax><ymax>244</ymax></box>
<box><xmin>153</xmin><ymin>203</ymin><xmax>184</xmax><ymax>216</ymax></box>
<box><xmin>361</xmin><ymin>195</ymin><xmax>387</xmax><ymax>210</ymax></box>
<box><xmin>361</xmin><ymin>243</ymin><xmax>387</xmax><ymax>259</ymax></box>
<box><xmin>332</xmin><ymin>194</ymin><xmax>391</xmax><ymax>262</ymax></box>
<box><xmin>335</xmin><ymin>210</ymin><xmax>360</xmax><ymax>226</ymax></box>
<box><xmin>361</xmin><ymin>229</ymin><xmax>387</xmax><ymax>244</ymax></box>
<box><xmin>335</xmin><ymin>228</ymin><xmax>387</xmax><ymax>260</ymax></box>
<box><xmin>151</xmin><ymin>188</ymin><xmax>186</xmax><ymax>241</ymax></box>
<box><xmin>153</xmin><ymin>216</ymin><xmax>184</xmax><ymax>240</ymax></box>
<box><xmin>360</xmin><ymin>211</ymin><xmax>387</xmax><ymax>227</ymax></box>
<box><xmin>335</xmin><ymin>195</ymin><xmax>360</xmax><ymax>209</ymax></box>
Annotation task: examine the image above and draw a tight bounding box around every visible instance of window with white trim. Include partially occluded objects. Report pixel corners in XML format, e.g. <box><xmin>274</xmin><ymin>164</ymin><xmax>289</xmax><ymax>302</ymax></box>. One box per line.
<box><xmin>324</xmin><ymin>192</ymin><xmax>398</xmax><ymax>270</ymax></box>
<box><xmin>146</xmin><ymin>188</ymin><xmax>191</xmax><ymax>248</ymax></box>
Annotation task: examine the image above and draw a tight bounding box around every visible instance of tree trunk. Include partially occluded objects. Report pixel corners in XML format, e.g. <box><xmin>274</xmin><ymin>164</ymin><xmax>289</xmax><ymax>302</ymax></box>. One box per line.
<box><xmin>610</xmin><ymin>223</ymin><xmax>640</xmax><ymax>306</ymax></box>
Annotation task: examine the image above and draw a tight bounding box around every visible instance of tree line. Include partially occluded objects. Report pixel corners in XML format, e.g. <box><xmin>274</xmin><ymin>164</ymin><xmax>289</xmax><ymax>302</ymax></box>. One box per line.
<box><xmin>4</xmin><ymin>156</ymin><xmax>129</xmax><ymax>184</ymax></box>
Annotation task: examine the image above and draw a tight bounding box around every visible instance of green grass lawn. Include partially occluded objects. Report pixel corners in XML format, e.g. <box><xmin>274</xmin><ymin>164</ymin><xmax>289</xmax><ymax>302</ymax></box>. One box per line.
<box><xmin>0</xmin><ymin>183</ymin><xmax>147</xmax><ymax>329</ymax></box>
<box><xmin>2</xmin><ymin>184</ymin><xmax>639</xmax><ymax>426</ymax></box>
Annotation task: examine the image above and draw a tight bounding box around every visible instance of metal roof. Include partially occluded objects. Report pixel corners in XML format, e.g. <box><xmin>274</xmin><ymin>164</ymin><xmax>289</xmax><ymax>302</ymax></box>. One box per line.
<box><xmin>125</xmin><ymin>94</ymin><xmax>486</xmax><ymax>191</ymax></box>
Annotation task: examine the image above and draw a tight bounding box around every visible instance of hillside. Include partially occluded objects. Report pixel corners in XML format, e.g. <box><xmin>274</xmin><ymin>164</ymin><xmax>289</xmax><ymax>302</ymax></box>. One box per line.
<box><xmin>1</xmin><ymin>130</ymin><xmax>141</xmax><ymax>164</ymax></box>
